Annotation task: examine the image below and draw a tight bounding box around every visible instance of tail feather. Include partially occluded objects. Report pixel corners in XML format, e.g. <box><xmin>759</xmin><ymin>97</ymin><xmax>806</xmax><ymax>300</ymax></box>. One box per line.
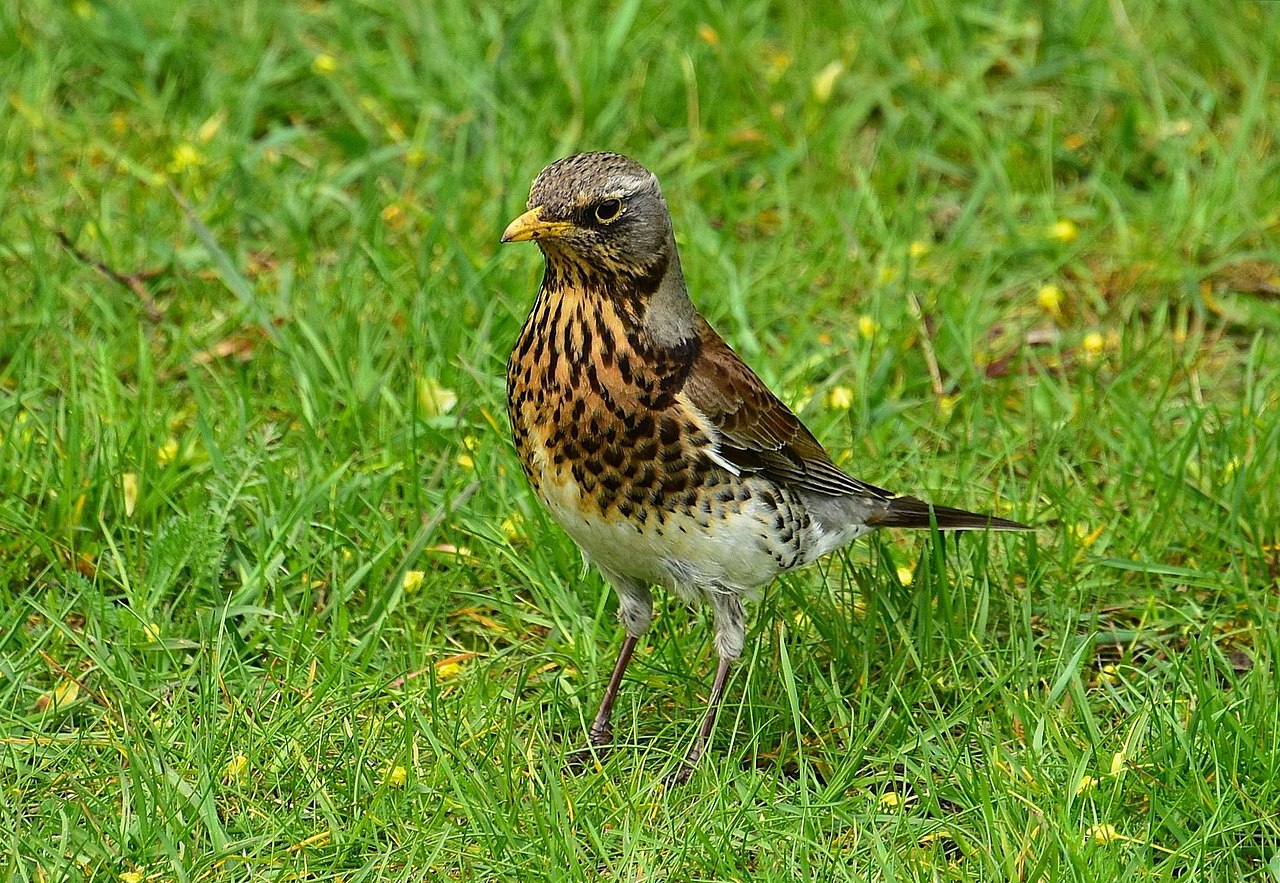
<box><xmin>869</xmin><ymin>495</ymin><xmax>1031</xmax><ymax>532</ymax></box>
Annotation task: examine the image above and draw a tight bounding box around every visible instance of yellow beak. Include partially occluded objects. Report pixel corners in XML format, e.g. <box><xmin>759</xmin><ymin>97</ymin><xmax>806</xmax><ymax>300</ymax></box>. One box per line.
<box><xmin>501</xmin><ymin>206</ymin><xmax>575</xmax><ymax>243</ymax></box>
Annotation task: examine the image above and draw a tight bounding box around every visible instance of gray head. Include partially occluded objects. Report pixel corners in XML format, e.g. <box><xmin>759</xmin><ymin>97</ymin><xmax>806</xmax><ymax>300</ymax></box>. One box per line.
<box><xmin>501</xmin><ymin>152</ymin><xmax>675</xmax><ymax>284</ymax></box>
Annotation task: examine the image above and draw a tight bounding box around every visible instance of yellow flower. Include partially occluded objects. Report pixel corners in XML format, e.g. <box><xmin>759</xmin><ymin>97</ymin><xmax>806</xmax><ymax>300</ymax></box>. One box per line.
<box><xmin>402</xmin><ymin>570</ymin><xmax>425</xmax><ymax>593</ymax></box>
<box><xmin>1048</xmin><ymin>219</ymin><xmax>1078</xmax><ymax>243</ymax></box>
<box><xmin>157</xmin><ymin>439</ymin><xmax>179</xmax><ymax>466</ymax></box>
<box><xmin>1086</xmin><ymin>823</ymin><xmax>1120</xmax><ymax>845</ymax></box>
<box><xmin>827</xmin><ymin>386</ymin><xmax>854</xmax><ymax>410</ymax></box>
<box><xmin>384</xmin><ymin>764</ymin><xmax>407</xmax><ymax>788</ymax></box>
<box><xmin>501</xmin><ymin>514</ymin><xmax>523</xmax><ymax>541</ymax></box>
<box><xmin>1082</xmin><ymin>332</ymin><xmax>1105</xmax><ymax>360</ymax></box>
<box><xmin>168</xmin><ymin>143</ymin><xmax>205</xmax><ymax>174</ymax></box>
<box><xmin>697</xmin><ymin>24</ymin><xmax>719</xmax><ymax>46</ymax></box>
<box><xmin>311</xmin><ymin>53</ymin><xmax>337</xmax><ymax>75</ymax></box>
<box><xmin>1037</xmin><ymin>284</ymin><xmax>1063</xmax><ymax>319</ymax></box>
<box><xmin>857</xmin><ymin>315</ymin><xmax>879</xmax><ymax>339</ymax></box>
<box><xmin>436</xmin><ymin>661</ymin><xmax>464</xmax><ymax>680</ymax></box>
<box><xmin>143</xmin><ymin>622</ymin><xmax>161</xmax><ymax>643</ymax></box>
<box><xmin>221</xmin><ymin>753</ymin><xmax>249</xmax><ymax>785</ymax></box>
<box><xmin>896</xmin><ymin>565</ymin><xmax>914</xmax><ymax>586</ymax></box>
<box><xmin>455</xmin><ymin>453</ymin><xmax>475</xmax><ymax>470</ymax></box>
<box><xmin>908</xmin><ymin>240</ymin><xmax>929</xmax><ymax>258</ymax></box>
<box><xmin>381</xmin><ymin>202</ymin><xmax>406</xmax><ymax>229</ymax></box>
<box><xmin>120</xmin><ymin>873</ymin><xmax>143</xmax><ymax>883</ymax></box>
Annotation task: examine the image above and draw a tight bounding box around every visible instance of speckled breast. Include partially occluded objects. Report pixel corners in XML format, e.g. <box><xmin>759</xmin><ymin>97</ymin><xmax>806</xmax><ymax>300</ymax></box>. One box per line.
<box><xmin>506</xmin><ymin>288</ymin><xmax>810</xmax><ymax>590</ymax></box>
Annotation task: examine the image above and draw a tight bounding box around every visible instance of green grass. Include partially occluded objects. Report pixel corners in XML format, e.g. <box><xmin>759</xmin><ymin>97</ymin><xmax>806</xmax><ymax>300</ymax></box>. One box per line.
<box><xmin>3</xmin><ymin>0</ymin><xmax>1279</xmax><ymax>879</ymax></box>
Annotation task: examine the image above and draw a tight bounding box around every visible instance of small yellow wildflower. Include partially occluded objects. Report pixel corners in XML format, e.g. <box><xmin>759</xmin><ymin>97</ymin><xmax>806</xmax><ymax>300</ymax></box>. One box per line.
<box><xmin>1097</xmin><ymin>663</ymin><xmax>1120</xmax><ymax>685</ymax></box>
<box><xmin>937</xmin><ymin>394</ymin><xmax>957</xmax><ymax>419</ymax></box>
<box><xmin>157</xmin><ymin>439</ymin><xmax>179</xmax><ymax>466</ymax></box>
<box><xmin>221</xmin><ymin>753</ymin><xmax>249</xmax><ymax>785</ymax></box>
<box><xmin>1082</xmin><ymin>332</ymin><xmax>1105</xmax><ymax>361</ymax></box>
<box><xmin>168</xmin><ymin>143</ymin><xmax>205</xmax><ymax>174</ymax></box>
<box><xmin>120</xmin><ymin>872</ymin><xmax>143</xmax><ymax>883</ymax></box>
<box><xmin>879</xmin><ymin>791</ymin><xmax>903</xmax><ymax>808</ymax></box>
<box><xmin>827</xmin><ymin>386</ymin><xmax>854</xmax><ymax>410</ymax></box>
<box><xmin>402</xmin><ymin>570</ymin><xmax>425</xmax><ymax>593</ymax></box>
<box><xmin>1048</xmin><ymin>219</ymin><xmax>1078</xmax><ymax>243</ymax></box>
<box><xmin>311</xmin><ymin>53</ymin><xmax>337</xmax><ymax>75</ymax></box>
<box><xmin>857</xmin><ymin>315</ymin><xmax>879</xmax><ymax>339</ymax></box>
<box><xmin>1037</xmin><ymin>284</ymin><xmax>1063</xmax><ymax>318</ymax></box>
<box><xmin>908</xmin><ymin>240</ymin><xmax>929</xmax><ymax>258</ymax></box>
<box><xmin>381</xmin><ymin>203</ymin><xmax>406</xmax><ymax>230</ymax></box>
<box><xmin>500</xmin><ymin>514</ymin><xmax>523</xmax><ymax>541</ymax></box>
<box><xmin>455</xmin><ymin>453</ymin><xmax>475</xmax><ymax>470</ymax></box>
<box><xmin>697</xmin><ymin>24</ymin><xmax>719</xmax><ymax>46</ymax></box>
<box><xmin>142</xmin><ymin>622</ymin><xmax>161</xmax><ymax>643</ymax></box>
<box><xmin>1086</xmin><ymin>823</ymin><xmax>1120</xmax><ymax>845</ymax></box>
<box><xmin>896</xmin><ymin>565</ymin><xmax>914</xmax><ymax>586</ymax></box>
<box><xmin>385</xmin><ymin>764</ymin><xmax>407</xmax><ymax>788</ymax></box>
<box><xmin>436</xmin><ymin>661</ymin><xmax>464</xmax><ymax>680</ymax></box>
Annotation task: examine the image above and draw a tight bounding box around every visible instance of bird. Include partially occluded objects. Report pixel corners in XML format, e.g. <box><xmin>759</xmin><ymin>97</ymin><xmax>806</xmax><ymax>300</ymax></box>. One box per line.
<box><xmin>501</xmin><ymin>151</ymin><xmax>1030</xmax><ymax>784</ymax></box>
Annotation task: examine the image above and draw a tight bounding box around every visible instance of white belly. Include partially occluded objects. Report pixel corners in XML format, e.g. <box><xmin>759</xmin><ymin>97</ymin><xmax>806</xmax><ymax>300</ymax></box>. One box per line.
<box><xmin>536</xmin><ymin>464</ymin><xmax>802</xmax><ymax>596</ymax></box>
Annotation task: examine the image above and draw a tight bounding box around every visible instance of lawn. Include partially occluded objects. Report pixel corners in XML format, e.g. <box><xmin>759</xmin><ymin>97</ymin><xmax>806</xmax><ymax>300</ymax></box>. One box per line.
<box><xmin>2</xmin><ymin>0</ymin><xmax>1279</xmax><ymax>879</ymax></box>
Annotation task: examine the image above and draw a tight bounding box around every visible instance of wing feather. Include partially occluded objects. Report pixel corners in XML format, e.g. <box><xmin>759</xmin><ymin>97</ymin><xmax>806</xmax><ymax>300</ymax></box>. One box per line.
<box><xmin>680</xmin><ymin>317</ymin><xmax>893</xmax><ymax>500</ymax></box>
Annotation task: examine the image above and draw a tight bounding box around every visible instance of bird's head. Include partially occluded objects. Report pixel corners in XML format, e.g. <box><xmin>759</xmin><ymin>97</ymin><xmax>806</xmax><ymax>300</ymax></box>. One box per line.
<box><xmin>501</xmin><ymin>152</ymin><xmax>675</xmax><ymax>290</ymax></box>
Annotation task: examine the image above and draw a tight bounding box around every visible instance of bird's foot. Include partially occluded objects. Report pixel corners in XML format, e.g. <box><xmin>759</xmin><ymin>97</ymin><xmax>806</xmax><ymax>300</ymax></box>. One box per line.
<box><xmin>564</xmin><ymin>725</ymin><xmax>613</xmax><ymax>774</ymax></box>
<box><xmin>661</xmin><ymin>761</ymin><xmax>697</xmax><ymax>788</ymax></box>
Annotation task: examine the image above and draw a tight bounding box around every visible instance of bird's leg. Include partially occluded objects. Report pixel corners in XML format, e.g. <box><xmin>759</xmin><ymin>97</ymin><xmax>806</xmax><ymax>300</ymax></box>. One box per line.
<box><xmin>565</xmin><ymin>634</ymin><xmax>637</xmax><ymax>771</ymax></box>
<box><xmin>666</xmin><ymin>589</ymin><xmax>743</xmax><ymax>785</ymax></box>
<box><xmin>666</xmin><ymin>656</ymin><xmax>733</xmax><ymax>786</ymax></box>
<box><xmin>587</xmin><ymin>633</ymin><xmax>637</xmax><ymax>746</ymax></box>
<box><xmin>567</xmin><ymin>579</ymin><xmax>652</xmax><ymax>772</ymax></box>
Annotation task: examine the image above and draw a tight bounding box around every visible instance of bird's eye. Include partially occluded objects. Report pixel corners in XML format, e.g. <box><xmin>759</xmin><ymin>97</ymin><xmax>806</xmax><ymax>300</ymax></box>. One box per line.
<box><xmin>594</xmin><ymin>198</ymin><xmax>623</xmax><ymax>224</ymax></box>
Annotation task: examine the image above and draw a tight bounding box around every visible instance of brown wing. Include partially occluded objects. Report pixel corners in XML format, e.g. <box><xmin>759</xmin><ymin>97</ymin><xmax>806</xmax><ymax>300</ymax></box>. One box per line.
<box><xmin>681</xmin><ymin>316</ymin><xmax>894</xmax><ymax>500</ymax></box>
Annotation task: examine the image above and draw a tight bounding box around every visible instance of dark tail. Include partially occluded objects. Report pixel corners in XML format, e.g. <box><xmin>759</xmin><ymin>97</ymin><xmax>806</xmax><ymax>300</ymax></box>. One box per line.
<box><xmin>868</xmin><ymin>495</ymin><xmax>1032</xmax><ymax>532</ymax></box>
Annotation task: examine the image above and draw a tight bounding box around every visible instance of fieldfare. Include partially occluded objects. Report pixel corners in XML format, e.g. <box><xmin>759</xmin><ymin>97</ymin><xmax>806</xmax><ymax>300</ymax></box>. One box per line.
<box><xmin>502</xmin><ymin>152</ymin><xmax>1030</xmax><ymax>784</ymax></box>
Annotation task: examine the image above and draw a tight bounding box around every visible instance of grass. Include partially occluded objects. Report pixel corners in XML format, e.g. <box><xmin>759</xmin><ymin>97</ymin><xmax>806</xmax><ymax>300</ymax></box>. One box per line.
<box><xmin>2</xmin><ymin>0</ymin><xmax>1279</xmax><ymax>879</ymax></box>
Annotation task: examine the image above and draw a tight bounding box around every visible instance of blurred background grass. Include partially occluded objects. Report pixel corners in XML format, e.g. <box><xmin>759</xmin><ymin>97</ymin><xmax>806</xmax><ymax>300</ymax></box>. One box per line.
<box><xmin>2</xmin><ymin>0</ymin><xmax>1279</xmax><ymax>880</ymax></box>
